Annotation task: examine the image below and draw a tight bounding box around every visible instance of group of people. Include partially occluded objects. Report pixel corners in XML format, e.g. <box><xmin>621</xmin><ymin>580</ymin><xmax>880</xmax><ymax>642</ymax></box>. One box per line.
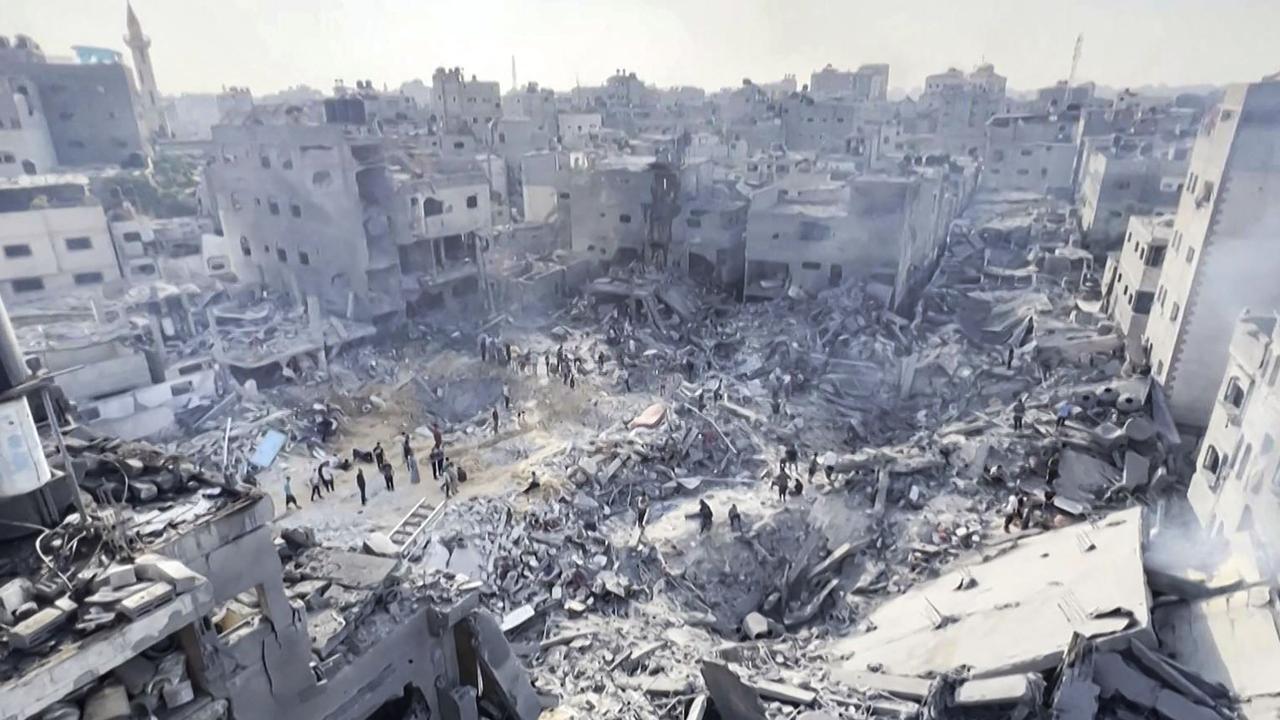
<box><xmin>281</xmin><ymin>421</ymin><xmax>468</xmax><ymax>510</ymax></box>
<box><xmin>633</xmin><ymin>495</ymin><xmax>746</xmax><ymax>538</ymax></box>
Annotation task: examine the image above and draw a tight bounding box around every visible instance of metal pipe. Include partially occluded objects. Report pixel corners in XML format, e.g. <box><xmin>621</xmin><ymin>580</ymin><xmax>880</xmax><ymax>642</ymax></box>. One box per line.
<box><xmin>0</xmin><ymin>294</ymin><xmax>29</xmax><ymax>394</ymax></box>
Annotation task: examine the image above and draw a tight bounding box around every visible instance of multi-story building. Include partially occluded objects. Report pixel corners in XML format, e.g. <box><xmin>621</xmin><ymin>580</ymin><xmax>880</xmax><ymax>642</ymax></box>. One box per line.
<box><xmin>501</xmin><ymin>82</ymin><xmax>557</xmax><ymax>134</ymax></box>
<box><xmin>568</xmin><ymin>155</ymin><xmax>679</xmax><ymax>265</ymax></box>
<box><xmin>0</xmin><ymin>64</ymin><xmax>58</xmax><ymax>177</ymax></box>
<box><xmin>0</xmin><ymin>35</ymin><xmax>149</xmax><ymax>169</ymax></box>
<box><xmin>670</xmin><ymin>185</ymin><xmax>748</xmax><ymax>290</ymax></box>
<box><xmin>1076</xmin><ymin>138</ymin><xmax>1191</xmax><ymax>249</ymax></box>
<box><xmin>779</xmin><ymin>93</ymin><xmax>860</xmax><ymax>154</ymax></box>
<box><xmin>0</xmin><ymin>174</ymin><xmax>122</xmax><ymax>304</ymax></box>
<box><xmin>557</xmin><ymin>112</ymin><xmax>602</xmax><ymax>150</ymax></box>
<box><xmin>918</xmin><ymin>64</ymin><xmax>1008</xmax><ymax>156</ymax></box>
<box><xmin>742</xmin><ymin>165</ymin><xmax>969</xmax><ymax>311</ymax></box>
<box><xmin>432</xmin><ymin>67</ymin><xmax>501</xmax><ymax>138</ymax></box>
<box><xmin>1187</xmin><ymin>312</ymin><xmax>1280</xmax><ymax>581</ymax></box>
<box><xmin>207</xmin><ymin>121</ymin><xmax>403</xmax><ymax>321</ymax></box>
<box><xmin>809</xmin><ymin>64</ymin><xmax>889</xmax><ymax>102</ymax></box>
<box><xmin>1100</xmin><ymin>214</ymin><xmax>1173</xmax><ymax>357</ymax></box>
<box><xmin>981</xmin><ymin>112</ymin><xmax>1078</xmax><ymax>196</ymax></box>
<box><xmin>1142</xmin><ymin>78</ymin><xmax>1280</xmax><ymax>427</ymax></box>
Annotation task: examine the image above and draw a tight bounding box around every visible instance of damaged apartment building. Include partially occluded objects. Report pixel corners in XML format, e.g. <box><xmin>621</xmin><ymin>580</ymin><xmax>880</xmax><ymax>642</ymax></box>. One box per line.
<box><xmin>742</xmin><ymin>161</ymin><xmax>976</xmax><ymax>313</ymax></box>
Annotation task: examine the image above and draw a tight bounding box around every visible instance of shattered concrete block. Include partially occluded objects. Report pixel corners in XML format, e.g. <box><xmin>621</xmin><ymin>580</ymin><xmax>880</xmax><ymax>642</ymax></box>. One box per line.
<box><xmin>115</xmin><ymin>581</ymin><xmax>175</xmax><ymax>619</ymax></box>
<box><xmin>741</xmin><ymin>612</ymin><xmax>771</xmax><ymax>640</ymax></box>
<box><xmin>752</xmin><ymin>679</ymin><xmax>816</xmax><ymax>706</ymax></box>
<box><xmin>162</xmin><ymin>680</ymin><xmax>195</xmax><ymax>709</ymax></box>
<box><xmin>8</xmin><ymin>605</ymin><xmax>70</xmax><ymax>649</ymax></box>
<box><xmin>701</xmin><ymin>661</ymin><xmax>767</xmax><ymax>720</ymax></box>
<box><xmin>36</xmin><ymin>702</ymin><xmax>79</xmax><ymax>720</ymax></box>
<box><xmin>0</xmin><ymin>577</ymin><xmax>33</xmax><ymax>617</ymax></box>
<box><xmin>134</xmin><ymin>554</ymin><xmax>205</xmax><ymax>593</ymax></box>
<box><xmin>501</xmin><ymin>604</ymin><xmax>537</xmax><ymax>634</ymax></box>
<box><xmin>362</xmin><ymin>532</ymin><xmax>400</xmax><ymax>558</ymax></box>
<box><xmin>439</xmin><ymin>685</ymin><xmax>480</xmax><ymax>720</ymax></box>
<box><xmin>685</xmin><ymin>695</ymin><xmax>708</xmax><ymax>720</ymax></box>
<box><xmin>955</xmin><ymin>673</ymin><xmax>1038</xmax><ymax>706</ymax></box>
<box><xmin>82</xmin><ymin>683</ymin><xmax>130</xmax><ymax>720</ymax></box>
<box><xmin>92</xmin><ymin>563</ymin><xmax>138</xmax><ymax>591</ymax></box>
<box><xmin>113</xmin><ymin>654</ymin><xmax>158</xmax><ymax>695</ymax></box>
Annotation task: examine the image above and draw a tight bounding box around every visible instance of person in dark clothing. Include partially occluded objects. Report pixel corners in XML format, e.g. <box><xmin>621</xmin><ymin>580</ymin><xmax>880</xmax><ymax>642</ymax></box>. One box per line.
<box><xmin>784</xmin><ymin>444</ymin><xmax>799</xmax><ymax>470</ymax></box>
<box><xmin>355</xmin><ymin>469</ymin><xmax>367</xmax><ymax>506</ymax></box>
<box><xmin>697</xmin><ymin>499</ymin><xmax>713</xmax><ymax>534</ymax></box>
<box><xmin>491</xmin><ymin>406</ymin><xmax>500</xmax><ymax>435</ymax></box>
<box><xmin>503</xmin><ymin>383</ymin><xmax>511</xmax><ymax>410</ymax></box>
<box><xmin>808</xmin><ymin>454</ymin><xmax>819</xmax><ymax>482</ymax></box>
<box><xmin>373</xmin><ymin>442</ymin><xmax>386</xmax><ymax>468</ymax></box>
<box><xmin>381</xmin><ymin>463</ymin><xmax>395</xmax><ymax>491</ymax></box>
<box><xmin>773</xmin><ymin>471</ymin><xmax>790</xmax><ymax>501</ymax></box>
<box><xmin>597</xmin><ymin>351</ymin><xmax>607</xmax><ymax>368</ymax></box>
<box><xmin>1045</xmin><ymin>450</ymin><xmax>1061</xmax><ymax>488</ymax></box>
<box><xmin>544</xmin><ymin>353</ymin><xmax>552</xmax><ymax>376</ymax></box>
<box><xmin>1012</xmin><ymin>396</ymin><xmax>1026</xmax><ymax>431</ymax></box>
<box><xmin>455</xmin><ymin>465</ymin><xmax>468</xmax><ymax>485</ymax></box>
<box><xmin>479</xmin><ymin>335</ymin><xmax>488</xmax><ymax>362</ymax></box>
<box><xmin>431</xmin><ymin>423</ymin><xmax>443</xmax><ymax>449</ymax></box>
<box><xmin>569</xmin><ymin>373</ymin><xmax>576</xmax><ymax>390</ymax></box>
<box><xmin>792</xmin><ymin>476</ymin><xmax>804</xmax><ymax>497</ymax></box>
<box><xmin>824</xmin><ymin>464</ymin><xmax>835</xmax><ymax>482</ymax></box>
<box><xmin>1006</xmin><ymin>345</ymin><xmax>1016</xmax><ymax>369</ymax></box>
<box><xmin>728</xmin><ymin>504</ymin><xmax>743</xmax><ymax>532</ymax></box>
<box><xmin>284</xmin><ymin>476</ymin><xmax>301</xmax><ymax>509</ymax></box>
<box><xmin>402</xmin><ymin>433</ymin><xmax>414</xmax><ymax>470</ymax></box>
<box><xmin>317</xmin><ymin>461</ymin><xmax>334</xmax><ymax>493</ymax></box>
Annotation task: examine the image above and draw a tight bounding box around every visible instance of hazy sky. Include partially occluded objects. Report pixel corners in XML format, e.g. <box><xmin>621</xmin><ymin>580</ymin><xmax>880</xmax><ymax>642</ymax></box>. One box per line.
<box><xmin>8</xmin><ymin>0</ymin><xmax>1280</xmax><ymax>96</ymax></box>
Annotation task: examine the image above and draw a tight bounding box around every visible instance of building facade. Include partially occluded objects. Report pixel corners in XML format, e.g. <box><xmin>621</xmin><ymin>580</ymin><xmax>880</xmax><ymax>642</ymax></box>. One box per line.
<box><xmin>0</xmin><ymin>174</ymin><xmax>121</xmax><ymax>304</ymax></box>
<box><xmin>1100</xmin><ymin>214</ymin><xmax>1172</xmax><ymax>357</ymax></box>
<box><xmin>1142</xmin><ymin>79</ymin><xmax>1280</xmax><ymax>427</ymax></box>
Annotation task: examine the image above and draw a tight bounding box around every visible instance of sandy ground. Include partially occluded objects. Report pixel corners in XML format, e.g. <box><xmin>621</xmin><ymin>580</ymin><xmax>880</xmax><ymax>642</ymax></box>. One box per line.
<box><xmin>257</xmin><ymin>330</ymin><xmax>663</xmax><ymax>547</ymax></box>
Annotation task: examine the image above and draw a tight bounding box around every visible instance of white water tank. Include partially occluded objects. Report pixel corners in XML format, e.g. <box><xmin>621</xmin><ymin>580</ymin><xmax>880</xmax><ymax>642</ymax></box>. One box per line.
<box><xmin>0</xmin><ymin>398</ymin><xmax>51</xmax><ymax>497</ymax></box>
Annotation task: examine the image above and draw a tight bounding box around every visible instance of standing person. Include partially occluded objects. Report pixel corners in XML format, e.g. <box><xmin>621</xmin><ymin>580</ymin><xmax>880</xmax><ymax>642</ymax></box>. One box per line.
<box><xmin>1006</xmin><ymin>345</ymin><xmax>1016</xmax><ymax>369</ymax></box>
<box><xmin>407</xmin><ymin>453</ymin><xmax>422</xmax><ymax>485</ymax></box>
<box><xmin>355</xmin><ymin>468</ymin><xmax>367</xmax><ymax>506</ymax></box>
<box><xmin>808</xmin><ymin>453</ymin><xmax>819</xmax><ymax>483</ymax></box>
<box><xmin>491</xmin><ymin>406</ymin><xmax>500</xmax><ymax>435</ymax></box>
<box><xmin>622</xmin><ymin>369</ymin><xmax>632</xmax><ymax>393</ymax></box>
<box><xmin>402</xmin><ymin>433</ymin><xmax>415</xmax><ymax>470</ymax></box>
<box><xmin>479</xmin><ymin>333</ymin><xmax>488</xmax><ymax>362</ymax></box>
<box><xmin>502</xmin><ymin>383</ymin><xmax>511</xmax><ymax>410</ymax></box>
<box><xmin>1012</xmin><ymin>396</ymin><xmax>1026</xmax><ymax>431</ymax></box>
<box><xmin>728</xmin><ymin>504</ymin><xmax>743</xmax><ymax>532</ymax></box>
<box><xmin>773</xmin><ymin>470</ymin><xmax>790</xmax><ymax>502</ymax></box>
<box><xmin>1055</xmin><ymin>400</ymin><xmax>1074</xmax><ymax>429</ymax></box>
<box><xmin>784</xmin><ymin>443</ymin><xmax>799</xmax><ymax>471</ymax></box>
<box><xmin>309</xmin><ymin>471</ymin><xmax>323</xmax><ymax>502</ymax></box>
<box><xmin>569</xmin><ymin>372</ymin><xmax>577</xmax><ymax>390</ymax></box>
<box><xmin>431</xmin><ymin>423</ymin><xmax>443</xmax><ymax>450</ymax></box>
<box><xmin>381</xmin><ymin>463</ymin><xmax>395</xmax><ymax>491</ymax></box>
<box><xmin>284</xmin><ymin>476</ymin><xmax>301</xmax><ymax>510</ymax></box>
<box><xmin>635</xmin><ymin>494</ymin><xmax>650</xmax><ymax>536</ymax></box>
<box><xmin>697</xmin><ymin>499</ymin><xmax>714</xmax><ymax>534</ymax></box>
<box><xmin>318</xmin><ymin>460</ymin><xmax>334</xmax><ymax>493</ymax></box>
<box><xmin>443</xmin><ymin>461</ymin><xmax>459</xmax><ymax>499</ymax></box>
<box><xmin>373</xmin><ymin>442</ymin><xmax>386</xmax><ymax>468</ymax></box>
<box><xmin>543</xmin><ymin>352</ymin><xmax>552</xmax><ymax>376</ymax></box>
<box><xmin>1002</xmin><ymin>493</ymin><xmax>1023</xmax><ymax>533</ymax></box>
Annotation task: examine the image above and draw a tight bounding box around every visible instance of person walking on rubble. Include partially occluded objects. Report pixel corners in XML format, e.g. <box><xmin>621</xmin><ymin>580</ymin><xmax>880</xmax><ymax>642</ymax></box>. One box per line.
<box><xmin>309</xmin><ymin>472</ymin><xmax>323</xmax><ymax>502</ymax></box>
<box><xmin>503</xmin><ymin>383</ymin><xmax>512</xmax><ymax>411</ymax></box>
<box><xmin>381</xmin><ymin>462</ymin><xmax>395</xmax><ymax>491</ymax></box>
<box><xmin>283</xmin><ymin>476</ymin><xmax>301</xmax><ymax>510</ymax></box>
<box><xmin>635</xmin><ymin>494</ymin><xmax>650</xmax><ymax>537</ymax></box>
<box><xmin>491</xmin><ymin>406</ymin><xmax>500</xmax><ymax>435</ymax></box>
<box><xmin>784</xmin><ymin>443</ymin><xmax>799</xmax><ymax>471</ymax></box>
<box><xmin>808</xmin><ymin>453</ymin><xmax>820</xmax><ymax>483</ymax></box>
<box><xmin>317</xmin><ymin>460</ymin><xmax>334</xmax><ymax>493</ymax></box>
<box><xmin>1012</xmin><ymin>396</ymin><xmax>1026</xmax><ymax>431</ymax></box>
<box><xmin>373</xmin><ymin>442</ymin><xmax>386</xmax><ymax>468</ymax></box>
<box><xmin>1002</xmin><ymin>493</ymin><xmax>1024</xmax><ymax>533</ymax></box>
<box><xmin>544</xmin><ymin>352</ymin><xmax>552</xmax><ymax>376</ymax></box>
<box><xmin>355</xmin><ymin>468</ymin><xmax>368</xmax><ymax>506</ymax></box>
<box><xmin>431</xmin><ymin>422</ymin><xmax>443</xmax><ymax>450</ymax></box>
<box><xmin>697</xmin><ymin>499</ymin><xmax>714</xmax><ymax>534</ymax></box>
<box><xmin>443</xmin><ymin>460</ymin><xmax>459</xmax><ymax>499</ymax></box>
<box><xmin>1055</xmin><ymin>400</ymin><xmax>1074</xmax><ymax>430</ymax></box>
<box><xmin>729</xmin><ymin>504</ymin><xmax>743</xmax><ymax>532</ymax></box>
<box><xmin>479</xmin><ymin>334</ymin><xmax>489</xmax><ymax>363</ymax></box>
<box><xmin>401</xmin><ymin>433</ymin><xmax>415</xmax><ymax>469</ymax></box>
<box><xmin>773</xmin><ymin>470</ymin><xmax>790</xmax><ymax>502</ymax></box>
<box><xmin>1006</xmin><ymin>344</ymin><xmax>1016</xmax><ymax>369</ymax></box>
<box><xmin>429</xmin><ymin>445</ymin><xmax>444</xmax><ymax>480</ymax></box>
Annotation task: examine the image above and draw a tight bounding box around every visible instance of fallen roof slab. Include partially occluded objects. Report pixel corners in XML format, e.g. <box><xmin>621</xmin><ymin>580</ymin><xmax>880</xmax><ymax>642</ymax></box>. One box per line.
<box><xmin>825</xmin><ymin>506</ymin><xmax>1151</xmax><ymax>678</ymax></box>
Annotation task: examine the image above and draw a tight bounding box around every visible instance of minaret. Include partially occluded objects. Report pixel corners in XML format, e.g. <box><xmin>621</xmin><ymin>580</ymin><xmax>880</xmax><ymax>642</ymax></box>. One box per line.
<box><xmin>124</xmin><ymin>2</ymin><xmax>168</xmax><ymax>139</ymax></box>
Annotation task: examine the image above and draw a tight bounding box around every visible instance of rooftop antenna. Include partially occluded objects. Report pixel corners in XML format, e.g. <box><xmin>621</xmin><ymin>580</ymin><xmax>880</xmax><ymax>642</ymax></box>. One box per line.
<box><xmin>1067</xmin><ymin>33</ymin><xmax>1084</xmax><ymax>90</ymax></box>
<box><xmin>511</xmin><ymin>55</ymin><xmax>517</xmax><ymax>91</ymax></box>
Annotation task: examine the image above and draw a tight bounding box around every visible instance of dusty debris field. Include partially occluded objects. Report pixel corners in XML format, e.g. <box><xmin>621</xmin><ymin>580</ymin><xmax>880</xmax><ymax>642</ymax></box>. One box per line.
<box><xmin>180</xmin><ymin>196</ymin><xmax>1179</xmax><ymax>718</ymax></box>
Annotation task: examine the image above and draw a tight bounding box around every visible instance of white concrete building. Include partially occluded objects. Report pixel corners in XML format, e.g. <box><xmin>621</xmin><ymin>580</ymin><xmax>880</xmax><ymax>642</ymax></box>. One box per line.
<box><xmin>1187</xmin><ymin>312</ymin><xmax>1280</xmax><ymax>581</ymax></box>
<box><xmin>809</xmin><ymin>64</ymin><xmax>889</xmax><ymax>102</ymax></box>
<box><xmin>1142</xmin><ymin>78</ymin><xmax>1280</xmax><ymax>427</ymax></box>
<box><xmin>557</xmin><ymin>112</ymin><xmax>602</xmax><ymax>150</ymax></box>
<box><xmin>0</xmin><ymin>174</ymin><xmax>121</xmax><ymax>304</ymax></box>
<box><xmin>918</xmin><ymin>64</ymin><xmax>1008</xmax><ymax>156</ymax></box>
<box><xmin>1076</xmin><ymin>138</ymin><xmax>1190</xmax><ymax>249</ymax></box>
<box><xmin>1100</xmin><ymin>214</ymin><xmax>1172</xmax><ymax>357</ymax></box>
<box><xmin>981</xmin><ymin>112</ymin><xmax>1077</xmax><ymax>196</ymax></box>
<box><xmin>432</xmin><ymin>67</ymin><xmax>501</xmax><ymax>137</ymax></box>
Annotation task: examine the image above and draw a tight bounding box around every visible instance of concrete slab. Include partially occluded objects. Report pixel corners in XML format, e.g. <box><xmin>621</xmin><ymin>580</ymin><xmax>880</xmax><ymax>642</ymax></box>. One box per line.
<box><xmin>701</xmin><ymin>661</ymin><xmax>766</xmax><ymax>720</ymax></box>
<box><xmin>825</xmin><ymin>507</ymin><xmax>1152</xmax><ymax>678</ymax></box>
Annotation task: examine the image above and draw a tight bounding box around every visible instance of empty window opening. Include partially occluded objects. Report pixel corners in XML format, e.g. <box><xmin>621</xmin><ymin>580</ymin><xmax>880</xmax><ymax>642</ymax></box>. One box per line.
<box><xmin>73</xmin><ymin>272</ymin><xmax>104</xmax><ymax>286</ymax></box>
<box><xmin>65</xmin><ymin>237</ymin><xmax>93</xmax><ymax>251</ymax></box>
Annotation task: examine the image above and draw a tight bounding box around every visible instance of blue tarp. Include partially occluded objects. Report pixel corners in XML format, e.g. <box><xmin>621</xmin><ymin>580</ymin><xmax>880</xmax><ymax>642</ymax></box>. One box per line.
<box><xmin>249</xmin><ymin>429</ymin><xmax>288</xmax><ymax>469</ymax></box>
